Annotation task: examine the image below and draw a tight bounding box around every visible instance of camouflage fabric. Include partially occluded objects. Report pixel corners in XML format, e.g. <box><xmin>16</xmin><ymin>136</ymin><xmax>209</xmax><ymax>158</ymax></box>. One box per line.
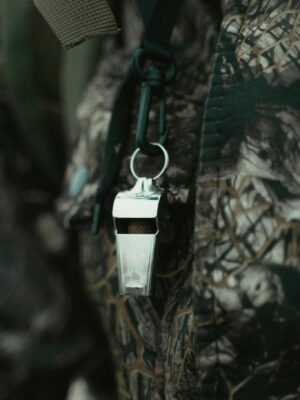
<box><xmin>59</xmin><ymin>0</ymin><xmax>300</xmax><ymax>399</ymax></box>
<box><xmin>193</xmin><ymin>0</ymin><xmax>300</xmax><ymax>398</ymax></box>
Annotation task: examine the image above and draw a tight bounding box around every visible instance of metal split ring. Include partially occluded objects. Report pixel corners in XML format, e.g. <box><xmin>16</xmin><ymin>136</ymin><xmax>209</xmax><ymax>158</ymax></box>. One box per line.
<box><xmin>130</xmin><ymin>142</ymin><xmax>169</xmax><ymax>181</ymax></box>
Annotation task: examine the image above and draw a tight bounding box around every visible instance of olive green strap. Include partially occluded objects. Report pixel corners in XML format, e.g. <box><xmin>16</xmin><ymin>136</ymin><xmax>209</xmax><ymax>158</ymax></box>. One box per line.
<box><xmin>32</xmin><ymin>0</ymin><xmax>119</xmax><ymax>48</ymax></box>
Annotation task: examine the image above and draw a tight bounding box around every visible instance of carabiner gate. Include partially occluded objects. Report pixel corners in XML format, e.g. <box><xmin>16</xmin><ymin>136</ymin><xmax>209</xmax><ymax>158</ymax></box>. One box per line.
<box><xmin>136</xmin><ymin>77</ymin><xmax>169</xmax><ymax>155</ymax></box>
<box><xmin>133</xmin><ymin>49</ymin><xmax>176</xmax><ymax>156</ymax></box>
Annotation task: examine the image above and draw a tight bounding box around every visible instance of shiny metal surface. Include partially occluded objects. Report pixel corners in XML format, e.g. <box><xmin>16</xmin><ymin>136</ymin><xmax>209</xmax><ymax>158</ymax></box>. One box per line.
<box><xmin>113</xmin><ymin>177</ymin><xmax>165</xmax><ymax>296</ymax></box>
<box><xmin>130</xmin><ymin>142</ymin><xmax>169</xmax><ymax>180</ymax></box>
<box><xmin>117</xmin><ymin>234</ymin><xmax>157</xmax><ymax>295</ymax></box>
<box><xmin>113</xmin><ymin>178</ymin><xmax>163</xmax><ymax>219</ymax></box>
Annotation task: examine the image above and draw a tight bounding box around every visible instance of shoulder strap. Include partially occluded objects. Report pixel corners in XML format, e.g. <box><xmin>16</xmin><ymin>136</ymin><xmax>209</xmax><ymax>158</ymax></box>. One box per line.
<box><xmin>33</xmin><ymin>0</ymin><xmax>119</xmax><ymax>48</ymax></box>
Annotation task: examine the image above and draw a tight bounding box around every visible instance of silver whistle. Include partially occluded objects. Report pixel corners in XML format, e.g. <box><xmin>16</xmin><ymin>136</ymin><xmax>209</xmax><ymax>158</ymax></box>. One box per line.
<box><xmin>112</xmin><ymin>143</ymin><xmax>169</xmax><ymax>296</ymax></box>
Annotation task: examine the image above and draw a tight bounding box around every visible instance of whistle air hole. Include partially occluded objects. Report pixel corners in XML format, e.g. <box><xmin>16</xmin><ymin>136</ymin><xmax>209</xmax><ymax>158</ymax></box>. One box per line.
<box><xmin>115</xmin><ymin>218</ymin><xmax>157</xmax><ymax>234</ymax></box>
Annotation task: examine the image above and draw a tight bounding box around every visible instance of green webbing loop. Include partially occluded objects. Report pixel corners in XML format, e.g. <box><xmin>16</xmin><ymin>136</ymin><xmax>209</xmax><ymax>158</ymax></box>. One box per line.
<box><xmin>135</xmin><ymin>0</ymin><xmax>158</xmax><ymax>31</ymax></box>
<box><xmin>136</xmin><ymin>0</ymin><xmax>182</xmax><ymax>57</ymax></box>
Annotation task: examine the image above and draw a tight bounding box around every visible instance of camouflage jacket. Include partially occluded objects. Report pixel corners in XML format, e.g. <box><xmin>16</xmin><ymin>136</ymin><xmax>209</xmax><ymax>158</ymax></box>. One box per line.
<box><xmin>59</xmin><ymin>0</ymin><xmax>300</xmax><ymax>399</ymax></box>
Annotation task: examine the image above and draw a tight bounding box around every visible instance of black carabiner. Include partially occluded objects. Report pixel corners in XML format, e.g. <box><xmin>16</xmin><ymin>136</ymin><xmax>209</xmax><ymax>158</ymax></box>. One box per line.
<box><xmin>132</xmin><ymin>49</ymin><xmax>176</xmax><ymax>156</ymax></box>
<box><xmin>136</xmin><ymin>77</ymin><xmax>169</xmax><ymax>155</ymax></box>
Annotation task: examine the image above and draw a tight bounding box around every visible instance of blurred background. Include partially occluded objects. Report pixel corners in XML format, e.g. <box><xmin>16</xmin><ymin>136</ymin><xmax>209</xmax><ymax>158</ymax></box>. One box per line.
<box><xmin>0</xmin><ymin>1</ymin><xmax>115</xmax><ymax>398</ymax></box>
